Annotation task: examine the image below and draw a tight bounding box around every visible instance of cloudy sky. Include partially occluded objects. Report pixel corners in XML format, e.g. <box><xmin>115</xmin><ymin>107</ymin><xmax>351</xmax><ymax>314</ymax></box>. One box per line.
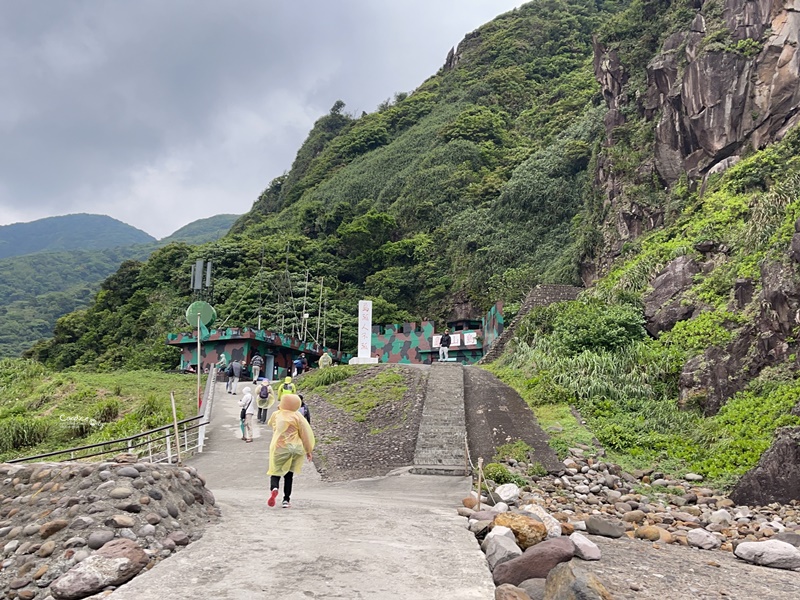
<box><xmin>1</xmin><ymin>1</ymin><xmax>524</xmax><ymax>238</ymax></box>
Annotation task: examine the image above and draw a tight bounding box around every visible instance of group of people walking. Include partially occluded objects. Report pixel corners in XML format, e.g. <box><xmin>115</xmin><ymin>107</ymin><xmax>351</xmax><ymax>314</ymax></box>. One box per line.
<box><xmin>235</xmin><ymin>374</ymin><xmax>315</xmax><ymax>509</ymax></box>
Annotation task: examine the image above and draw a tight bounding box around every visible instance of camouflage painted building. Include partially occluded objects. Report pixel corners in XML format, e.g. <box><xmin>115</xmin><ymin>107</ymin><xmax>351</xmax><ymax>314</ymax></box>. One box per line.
<box><xmin>167</xmin><ymin>327</ymin><xmax>349</xmax><ymax>380</ymax></box>
<box><xmin>372</xmin><ymin>302</ymin><xmax>504</xmax><ymax>365</ymax></box>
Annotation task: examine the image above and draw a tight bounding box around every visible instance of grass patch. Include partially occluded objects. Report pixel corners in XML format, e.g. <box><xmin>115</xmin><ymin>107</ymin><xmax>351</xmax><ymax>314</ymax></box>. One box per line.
<box><xmin>324</xmin><ymin>368</ymin><xmax>407</xmax><ymax>422</ymax></box>
<box><xmin>298</xmin><ymin>366</ymin><xmax>360</xmax><ymax>391</ymax></box>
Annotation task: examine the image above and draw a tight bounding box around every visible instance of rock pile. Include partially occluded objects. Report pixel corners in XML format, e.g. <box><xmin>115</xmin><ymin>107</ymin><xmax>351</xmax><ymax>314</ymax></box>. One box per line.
<box><xmin>0</xmin><ymin>457</ymin><xmax>220</xmax><ymax>600</ymax></box>
<box><xmin>460</xmin><ymin>448</ymin><xmax>800</xmax><ymax>598</ymax></box>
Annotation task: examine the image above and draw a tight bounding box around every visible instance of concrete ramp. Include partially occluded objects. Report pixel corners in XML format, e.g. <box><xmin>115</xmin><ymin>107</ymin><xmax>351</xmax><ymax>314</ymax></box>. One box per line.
<box><xmin>411</xmin><ymin>362</ymin><xmax>469</xmax><ymax>475</ymax></box>
<box><xmin>464</xmin><ymin>366</ymin><xmax>561</xmax><ymax>472</ymax></box>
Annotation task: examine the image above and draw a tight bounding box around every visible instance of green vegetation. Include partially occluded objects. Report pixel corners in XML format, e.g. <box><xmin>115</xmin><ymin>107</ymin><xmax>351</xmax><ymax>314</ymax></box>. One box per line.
<box><xmin>483</xmin><ymin>462</ymin><xmax>527</xmax><ymax>486</ymax></box>
<box><xmin>297</xmin><ymin>366</ymin><xmax>360</xmax><ymax>391</ymax></box>
<box><xmin>320</xmin><ymin>368</ymin><xmax>408</xmax><ymax>422</ymax></box>
<box><xmin>0</xmin><ymin>358</ymin><xmax>198</xmax><ymax>461</ymax></box>
<box><xmin>494</xmin><ymin>440</ymin><xmax>534</xmax><ymax>463</ymax></box>
<box><xmin>492</xmin><ymin>127</ymin><xmax>800</xmax><ymax>485</ymax></box>
<box><xmin>160</xmin><ymin>214</ymin><xmax>239</xmax><ymax>245</ymax></box>
<box><xmin>0</xmin><ymin>214</ymin><xmax>155</xmax><ymax>260</ymax></box>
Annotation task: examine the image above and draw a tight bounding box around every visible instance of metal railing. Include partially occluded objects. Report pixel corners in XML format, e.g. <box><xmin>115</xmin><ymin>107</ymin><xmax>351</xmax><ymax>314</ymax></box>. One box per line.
<box><xmin>10</xmin><ymin>369</ymin><xmax>218</xmax><ymax>465</ymax></box>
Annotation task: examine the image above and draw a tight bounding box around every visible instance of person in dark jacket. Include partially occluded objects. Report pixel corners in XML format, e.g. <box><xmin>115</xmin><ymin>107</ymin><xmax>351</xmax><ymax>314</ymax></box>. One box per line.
<box><xmin>438</xmin><ymin>329</ymin><xmax>451</xmax><ymax>361</ymax></box>
<box><xmin>297</xmin><ymin>394</ymin><xmax>311</xmax><ymax>424</ymax></box>
<box><xmin>251</xmin><ymin>353</ymin><xmax>264</xmax><ymax>383</ymax></box>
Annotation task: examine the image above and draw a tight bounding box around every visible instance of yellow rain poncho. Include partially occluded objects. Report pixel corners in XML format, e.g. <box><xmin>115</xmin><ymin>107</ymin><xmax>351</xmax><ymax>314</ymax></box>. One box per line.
<box><xmin>267</xmin><ymin>393</ymin><xmax>315</xmax><ymax>476</ymax></box>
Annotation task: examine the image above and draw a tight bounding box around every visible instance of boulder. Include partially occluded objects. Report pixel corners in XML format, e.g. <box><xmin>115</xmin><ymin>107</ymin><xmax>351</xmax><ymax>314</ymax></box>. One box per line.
<box><xmin>519</xmin><ymin>504</ymin><xmax>562</xmax><ymax>538</ymax></box>
<box><xmin>519</xmin><ymin>578</ymin><xmax>547</xmax><ymax>600</ymax></box>
<box><xmin>495</xmin><ymin>484</ymin><xmax>521</xmax><ymax>504</ymax></box>
<box><xmin>584</xmin><ymin>516</ymin><xmax>625</xmax><ymax>539</ymax></box>
<box><xmin>543</xmin><ymin>560</ymin><xmax>613</xmax><ymax>599</ymax></box>
<box><xmin>496</xmin><ymin>583</ymin><xmax>534</xmax><ymax>600</ymax></box>
<box><xmin>482</xmin><ymin>526</ymin><xmax>517</xmax><ymax>551</ymax></box>
<box><xmin>493</xmin><ymin>538</ymin><xmax>576</xmax><ymax>586</ymax></box>
<box><xmin>730</xmin><ymin>427</ymin><xmax>800</xmax><ymax>505</ymax></box>
<box><xmin>687</xmin><ymin>529</ymin><xmax>721</xmax><ymax>550</ymax></box>
<box><xmin>485</xmin><ymin>535</ymin><xmax>524</xmax><ymax>571</ymax></box>
<box><xmin>50</xmin><ymin>539</ymin><xmax>148</xmax><ymax>599</ymax></box>
<box><xmin>494</xmin><ymin>513</ymin><xmax>549</xmax><ymax>550</ymax></box>
<box><xmin>569</xmin><ymin>532</ymin><xmax>601</xmax><ymax>561</ymax></box>
<box><xmin>734</xmin><ymin>539</ymin><xmax>800</xmax><ymax>570</ymax></box>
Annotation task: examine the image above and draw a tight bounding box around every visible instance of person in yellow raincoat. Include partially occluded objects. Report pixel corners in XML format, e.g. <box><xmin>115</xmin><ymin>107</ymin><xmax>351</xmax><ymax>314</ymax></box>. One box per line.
<box><xmin>266</xmin><ymin>393</ymin><xmax>315</xmax><ymax>509</ymax></box>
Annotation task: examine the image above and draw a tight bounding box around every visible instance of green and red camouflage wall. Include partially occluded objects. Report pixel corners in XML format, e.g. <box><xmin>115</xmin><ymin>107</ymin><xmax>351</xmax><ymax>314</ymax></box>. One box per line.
<box><xmin>372</xmin><ymin>302</ymin><xmax>503</xmax><ymax>365</ymax></box>
<box><xmin>166</xmin><ymin>327</ymin><xmax>349</xmax><ymax>379</ymax></box>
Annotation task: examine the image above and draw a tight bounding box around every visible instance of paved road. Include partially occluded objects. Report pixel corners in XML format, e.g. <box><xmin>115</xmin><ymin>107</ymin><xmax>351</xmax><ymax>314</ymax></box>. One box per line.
<box><xmin>109</xmin><ymin>382</ymin><xmax>494</xmax><ymax>599</ymax></box>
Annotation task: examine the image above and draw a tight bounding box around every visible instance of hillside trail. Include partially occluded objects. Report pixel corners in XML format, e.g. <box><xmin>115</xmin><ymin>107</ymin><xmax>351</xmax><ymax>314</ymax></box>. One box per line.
<box><xmin>108</xmin><ymin>380</ymin><xmax>495</xmax><ymax>600</ymax></box>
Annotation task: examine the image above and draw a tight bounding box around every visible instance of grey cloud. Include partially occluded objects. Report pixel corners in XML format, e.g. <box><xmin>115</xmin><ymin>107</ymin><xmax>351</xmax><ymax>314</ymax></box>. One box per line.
<box><xmin>0</xmin><ymin>0</ymin><xmax>522</xmax><ymax>237</ymax></box>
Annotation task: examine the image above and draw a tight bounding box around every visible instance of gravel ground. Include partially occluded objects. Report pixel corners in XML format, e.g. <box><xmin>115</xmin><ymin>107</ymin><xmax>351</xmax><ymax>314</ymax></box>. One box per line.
<box><xmin>588</xmin><ymin>534</ymin><xmax>800</xmax><ymax>599</ymax></box>
<box><xmin>302</xmin><ymin>365</ymin><xmax>427</xmax><ymax>481</ymax></box>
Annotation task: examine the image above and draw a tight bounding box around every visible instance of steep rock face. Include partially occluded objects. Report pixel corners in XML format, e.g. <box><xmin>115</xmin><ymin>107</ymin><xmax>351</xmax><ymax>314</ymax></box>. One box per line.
<box><xmin>643</xmin><ymin>256</ymin><xmax>701</xmax><ymax>335</ymax></box>
<box><xmin>729</xmin><ymin>426</ymin><xmax>800</xmax><ymax>504</ymax></box>
<box><xmin>653</xmin><ymin>0</ymin><xmax>800</xmax><ymax>183</ymax></box>
<box><xmin>587</xmin><ymin>0</ymin><xmax>800</xmax><ymax>285</ymax></box>
<box><xmin>679</xmin><ymin>258</ymin><xmax>800</xmax><ymax>414</ymax></box>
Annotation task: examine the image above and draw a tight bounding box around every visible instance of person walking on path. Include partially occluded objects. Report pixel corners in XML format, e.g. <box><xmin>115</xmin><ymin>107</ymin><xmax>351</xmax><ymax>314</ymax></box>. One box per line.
<box><xmin>298</xmin><ymin>394</ymin><xmax>311</xmax><ymax>424</ymax></box>
<box><xmin>266</xmin><ymin>393</ymin><xmax>315</xmax><ymax>509</ymax></box>
<box><xmin>277</xmin><ymin>376</ymin><xmax>296</xmax><ymax>401</ymax></box>
<box><xmin>250</xmin><ymin>353</ymin><xmax>264</xmax><ymax>383</ymax></box>
<box><xmin>438</xmin><ymin>328</ymin><xmax>452</xmax><ymax>361</ymax></box>
<box><xmin>256</xmin><ymin>380</ymin><xmax>275</xmax><ymax>424</ymax></box>
<box><xmin>228</xmin><ymin>359</ymin><xmax>243</xmax><ymax>395</ymax></box>
<box><xmin>239</xmin><ymin>386</ymin><xmax>256</xmax><ymax>442</ymax></box>
<box><xmin>318</xmin><ymin>350</ymin><xmax>333</xmax><ymax>369</ymax></box>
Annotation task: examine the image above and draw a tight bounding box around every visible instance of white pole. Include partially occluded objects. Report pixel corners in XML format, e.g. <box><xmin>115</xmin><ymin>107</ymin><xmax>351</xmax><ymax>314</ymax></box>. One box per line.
<box><xmin>301</xmin><ymin>269</ymin><xmax>309</xmax><ymax>341</ymax></box>
<box><xmin>196</xmin><ymin>312</ymin><xmax>202</xmax><ymax>411</ymax></box>
<box><xmin>316</xmin><ymin>277</ymin><xmax>324</xmax><ymax>341</ymax></box>
<box><xmin>170</xmin><ymin>391</ymin><xmax>183</xmax><ymax>465</ymax></box>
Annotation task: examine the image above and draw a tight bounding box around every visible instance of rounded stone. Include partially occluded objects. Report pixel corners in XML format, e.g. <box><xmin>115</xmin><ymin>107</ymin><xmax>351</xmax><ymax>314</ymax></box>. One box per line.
<box><xmin>39</xmin><ymin>520</ymin><xmax>68</xmax><ymax>539</ymax></box>
<box><xmin>64</xmin><ymin>537</ymin><xmax>86</xmax><ymax>548</ymax></box>
<box><xmin>145</xmin><ymin>513</ymin><xmax>161</xmax><ymax>525</ymax></box>
<box><xmin>36</xmin><ymin>540</ymin><xmax>56</xmax><ymax>557</ymax></box>
<box><xmin>22</xmin><ymin>524</ymin><xmax>40</xmax><ymax>536</ymax></box>
<box><xmin>137</xmin><ymin>524</ymin><xmax>156</xmax><ymax>537</ymax></box>
<box><xmin>109</xmin><ymin>487</ymin><xmax>134</xmax><ymax>499</ymax></box>
<box><xmin>166</xmin><ymin>503</ymin><xmax>179</xmax><ymax>518</ymax></box>
<box><xmin>117</xmin><ymin>467</ymin><xmax>141</xmax><ymax>479</ymax></box>
<box><xmin>87</xmin><ymin>529</ymin><xmax>115</xmax><ymax>549</ymax></box>
<box><xmin>105</xmin><ymin>514</ymin><xmax>136</xmax><ymax>529</ymax></box>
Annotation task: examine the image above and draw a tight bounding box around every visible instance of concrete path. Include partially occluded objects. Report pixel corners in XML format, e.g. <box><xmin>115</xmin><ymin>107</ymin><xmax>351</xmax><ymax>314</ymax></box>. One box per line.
<box><xmin>109</xmin><ymin>382</ymin><xmax>494</xmax><ymax>599</ymax></box>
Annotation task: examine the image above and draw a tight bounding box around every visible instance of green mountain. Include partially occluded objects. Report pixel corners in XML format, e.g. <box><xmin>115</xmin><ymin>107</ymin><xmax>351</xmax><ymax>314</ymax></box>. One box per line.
<box><xmin>160</xmin><ymin>214</ymin><xmax>239</xmax><ymax>245</ymax></box>
<box><xmin>24</xmin><ymin>0</ymin><xmax>800</xmax><ymax>489</ymax></box>
<box><xmin>0</xmin><ymin>214</ymin><xmax>238</xmax><ymax>358</ymax></box>
<box><xmin>0</xmin><ymin>214</ymin><xmax>155</xmax><ymax>259</ymax></box>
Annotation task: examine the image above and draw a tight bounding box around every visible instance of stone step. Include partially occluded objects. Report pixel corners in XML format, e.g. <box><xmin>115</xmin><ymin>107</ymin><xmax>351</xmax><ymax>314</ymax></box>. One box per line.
<box><xmin>409</xmin><ymin>465</ymin><xmax>469</xmax><ymax>476</ymax></box>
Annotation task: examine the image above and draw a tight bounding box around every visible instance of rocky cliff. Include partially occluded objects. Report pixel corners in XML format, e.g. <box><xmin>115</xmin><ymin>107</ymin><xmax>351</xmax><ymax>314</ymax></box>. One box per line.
<box><xmin>590</xmin><ymin>0</ymin><xmax>800</xmax><ymax>275</ymax></box>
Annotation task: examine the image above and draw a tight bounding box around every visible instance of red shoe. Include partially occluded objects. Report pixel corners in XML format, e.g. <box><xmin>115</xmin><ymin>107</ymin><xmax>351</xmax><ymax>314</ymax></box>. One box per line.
<box><xmin>267</xmin><ymin>488</ymin><xmax>278</xmax><ymax>507</ymax></box>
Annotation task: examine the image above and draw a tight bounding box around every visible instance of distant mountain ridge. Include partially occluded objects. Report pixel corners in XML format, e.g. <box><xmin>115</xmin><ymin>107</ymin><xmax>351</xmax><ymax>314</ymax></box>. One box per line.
<box><xmin>0</xmin><ymin>214</ymin><xmax>156</xmax><ymax>259</ymax></box>
<box><xmin>160</xmin><ymin>214</ymin><xmax>239</xmax><ymax>245</ymax></box>
<box><xmin>0</xmin><ymin>212</ymin><xmax>239</xmax><ymax>357</ymax></box>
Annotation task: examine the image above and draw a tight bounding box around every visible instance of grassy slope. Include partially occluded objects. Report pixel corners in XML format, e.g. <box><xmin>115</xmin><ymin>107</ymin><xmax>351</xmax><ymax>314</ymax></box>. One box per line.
<box><xmin>0</xmin><ymin>358</ymin><xmax>199</xmax><ymax>461</ymax></box>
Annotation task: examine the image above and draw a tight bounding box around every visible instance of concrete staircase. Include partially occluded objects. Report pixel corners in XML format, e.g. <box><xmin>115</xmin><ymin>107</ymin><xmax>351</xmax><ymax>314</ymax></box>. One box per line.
<box><xmin>479</xmin><ymin>284</ymin><xmax>583</xmax><ymax>364</ymax></box>
<box><xmin>411</xmin><ymin>362</ymin><xmax>468</xmax><ymax>476</ymax></box>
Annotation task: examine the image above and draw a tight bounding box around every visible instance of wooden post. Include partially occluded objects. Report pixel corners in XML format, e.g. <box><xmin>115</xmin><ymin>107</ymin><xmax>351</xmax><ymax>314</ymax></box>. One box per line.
<box><xmin>170</xmin><ymin>391</ymin><xmax>183</xmax><ymax>465</ymax></box>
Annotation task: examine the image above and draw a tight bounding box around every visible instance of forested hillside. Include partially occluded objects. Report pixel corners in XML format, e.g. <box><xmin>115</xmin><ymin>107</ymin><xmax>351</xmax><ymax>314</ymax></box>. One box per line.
<box><xmin>0</xmin><ymin>214</ymin><xmax>155</xmax><ymax>259</ymax></box>
<box><xmin>1</xmin><ymin>214</ymin><xmax>237</xmax><ymax>358</ymax></box>
<box><xmin>24</xmin><ymin>0</ymin><xmax>800</xmax><ymax>486</ymax></box>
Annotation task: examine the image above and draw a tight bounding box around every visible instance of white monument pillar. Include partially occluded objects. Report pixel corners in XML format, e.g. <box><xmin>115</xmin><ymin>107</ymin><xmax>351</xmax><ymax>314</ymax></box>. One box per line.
<box><xmin>349</xmin><ymin>300</ymin><xmax>379</xmax><ymax>365</ymax></box>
